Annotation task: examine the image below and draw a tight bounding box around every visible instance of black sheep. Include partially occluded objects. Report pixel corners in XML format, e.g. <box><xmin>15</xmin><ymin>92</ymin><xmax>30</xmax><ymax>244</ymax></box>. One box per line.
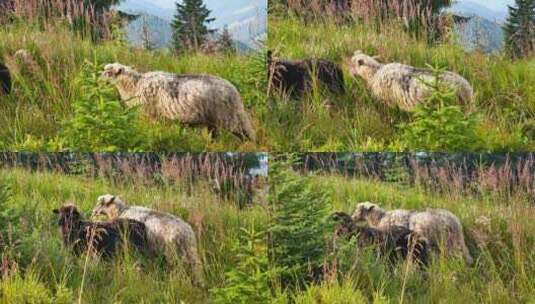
<box><xmin>53</xmin><ymin>204</ymin><xmax>149</xmax><ymax>259</ymax></box>
<box><xmin>267</xmin><ymin>51</ymin><xmax>345</xmax><ymax>98</ymax></box>
<box><xmin>331</xmin><ymin>212</ymin><xmax>429</xmax><ymax>266</ymax></box>
<box><xmin>0</xmin><ymin>62</ymin><xmax>11</xmax><ymax>96</ymax></box>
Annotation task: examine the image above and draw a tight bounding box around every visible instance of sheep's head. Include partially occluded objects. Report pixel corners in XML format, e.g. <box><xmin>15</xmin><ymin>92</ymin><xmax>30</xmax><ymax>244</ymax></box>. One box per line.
<box><xmin>92</xmin><ymin>194</ymin><xmax>126</xmax><ymax>219</ymax></box>
<box><xmin>101</xmin><ymin>63</ymin><xmax>134</xmax><ymax>82</ymax></box>
<box><xmin>53</xmin><ymin>204</ymin><xmax>82</xmax><ymax>227</ymax></box>
<box><xmin>14</xmin><ymin>49</ymin><xmax>31</xmax><ymax>60</ymax></box>
<box><xmin>351</xmin><ymin>201</ymin><xmax>382</xmax><ymax>223</ymax></box>
<box><xmin>348</xmin><ymin>51</ymin><xmax>381</xmax><ymax>81</ymax></box>
<box><xmin>331</xmin><ymin>211</ymin><xmax>358</xmax><ymax>238</ymax></box>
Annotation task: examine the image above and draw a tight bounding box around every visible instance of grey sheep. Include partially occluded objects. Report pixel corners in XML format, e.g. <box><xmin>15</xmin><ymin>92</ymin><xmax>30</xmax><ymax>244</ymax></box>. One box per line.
<box><xmin>352</xmin><ymin>202</ymin><xmax>473</xmax><ymax>265</ymax></box>
<box><xmin>101</xmin><ymin>63</ymin><xmax>256</xmax><ymax>141</ymax></box>
<box><xmin>92</xmin><ymin>194</ymin><xmax>205</xmax><ymax>287</ymax></box>
<box><xmin>331</xmin><ymin>211</ymin><xmax>429</xmax><ymax>266</ymax></box>
<box><xmin>349</xmin><ymin>51</ymin><xmax>474</xmax><ymax>111</ymax></box>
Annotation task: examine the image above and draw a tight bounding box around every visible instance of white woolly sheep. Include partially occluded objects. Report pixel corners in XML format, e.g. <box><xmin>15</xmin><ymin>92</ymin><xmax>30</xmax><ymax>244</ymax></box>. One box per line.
<box><xmin>14</xmin><ymin>49</ymin><xmax>41</xmax><ymax>76</ymax></box>
<box><xmin>331</xmin><ymin>211</ymin><xmax>429</xmax><ymax>266</ymax></box>
<box><xmin>14</xmin><ymin>49</ymin><xmax>35</xmax><ymax>67</ymax></box>
<box><xmin>352</xmin><ymin>202</ymin><xmax>473</xmax><ymax>265</ymax></box>
<box><xmin>101</xmin><ymin>63</ymin><xmax>256</xmax><ymax>141</ymax></box>
<box><xmin>92</xmin><ymin>194</ymin><xmax>205</xmax><ymax>286</ymax></box>
<box><xmin>349</xmin><ymin>51</ymin><xmax>474</xmax><ymax>111</ymax></box>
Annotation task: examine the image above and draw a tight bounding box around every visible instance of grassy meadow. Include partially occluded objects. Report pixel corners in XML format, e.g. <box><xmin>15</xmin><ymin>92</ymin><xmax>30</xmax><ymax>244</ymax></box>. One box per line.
<box><xmin>0</xmin><ymin>21</ymin><xmax>267</xmax><ymax>152</ymax></box>
<box><xmin>268</xmin><ymin>157</ymin><xmax>535</xmax><ymax>303</ymax></box>
<box><xmin>267</xmin><ymin>15</ymin><xmax>535</xmax><ymax>151</ymax></box>
<box><xmin>3</xmin><ymin>13</ymin><xmax>535</xmax><ymax>152</ymax></box>
<box><xmin>0</xmin><ymin>160</ymin><xmax>268</xmax><ymax>303</ymax></box>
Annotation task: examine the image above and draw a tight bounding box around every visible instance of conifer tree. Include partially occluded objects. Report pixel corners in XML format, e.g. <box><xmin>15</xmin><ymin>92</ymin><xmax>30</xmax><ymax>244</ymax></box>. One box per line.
<box><xmin>218</xmin><ymin>25</ymin><xmax>236</xmax><ymax>54</ymax></box>
<box><xmin>210</xmin><ymin>224</ymin><xmax>275</xmax><ymax>303</ymax></box>
<box><xmin>504</xmin><ymin>0</ymin><xmax>535</xmax><ymax>58</ymax></box>
<box><xmin>140</xmin><ymin>15</ymin><xmax>155</xmax><ymax>51</ymax></box>
<box><xmin>171</xmin><ymin>0</ymin><xmax>215</xmax><ymax>52</ymax></box>
<box><xmin>268</xmin><ymin>156</ymin><xmax>331</xmax><ymax>288</ymax></box>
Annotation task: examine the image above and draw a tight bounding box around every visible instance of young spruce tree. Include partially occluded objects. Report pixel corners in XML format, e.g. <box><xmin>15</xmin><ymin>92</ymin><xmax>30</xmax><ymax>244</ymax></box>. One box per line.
<box><xmin>218</xmin><ymin>25</ymin><xmax>236</xmax><ymax>54</ymax></box>
<box><xmin>504</xmin><ymin>0</ymin><xmax>535</xmax><ymax>58</ymax></box>
<box><xmin>171</xmin><ymin>0</ymin><xmax>215</xmax><ymax>52</ymax></box>
<box><xmin>268</xmin><ymin>155</ymin><xmax>331</xmax><ymax>289</ymax></box>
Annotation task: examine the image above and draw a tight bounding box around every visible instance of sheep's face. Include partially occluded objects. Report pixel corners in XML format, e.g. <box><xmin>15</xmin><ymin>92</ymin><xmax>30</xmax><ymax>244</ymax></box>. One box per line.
<box><xmin>349</xmin><ymin>51</ymin><xmax>381</xmax><ymax>81</ymax></box>
<box><xmin>14</xmin><ymin>49</ymin><xmax>32</xmax><ymax>63</ymax></box>
<box><xmin>101</xmin><ymin>63</ymin><xmax>131</xmax><ymax>82</ymax></box>
<box><xmin>351</xmin><ymin>202</ymin><xmax>379</xmax><ymax>222</ymax></box>
<box><xmin>92</xmin><ymin>194</ymin><xmax>123</xmax><ymax>219</ymax></box>
<box><xmin>332</xmin><ymin>212</ymin><xmax>357</xmax><ymax>237</ymax></box>
<box><xmin>53</xmin><ymin>204</ymin><xmax>81</xmax><ymax>227</ymax></box>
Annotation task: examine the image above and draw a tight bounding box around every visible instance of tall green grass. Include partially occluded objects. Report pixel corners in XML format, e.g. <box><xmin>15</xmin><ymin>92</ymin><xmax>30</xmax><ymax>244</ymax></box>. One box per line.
<box><xmin>267</xmin><ymin>16</ymin><xmax>535</xmax><ymax>151</ymax></box>
<box><xmin>0</xmin><ymin>22</ymin><xmax>268</xmax><ymax>152</ymax></box>
<box><xmin>273</xmin><ymin>169</ymin><xmax>535</xmax><ymax>302</ymax></box>
<box><xmin>0</xmin><ymin>168</ymin><xmax>267</xmax><ymax>303</ymax></box>
<box><xmin>2</xmin><ymin>17</ymin><xmax>534</xmax><ymax>151</ymax></box>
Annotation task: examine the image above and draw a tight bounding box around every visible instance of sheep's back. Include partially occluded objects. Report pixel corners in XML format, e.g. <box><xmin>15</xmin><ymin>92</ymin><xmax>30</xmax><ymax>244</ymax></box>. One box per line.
<box><xmin>371</xmin><ymin>63</ymin><xmax>473</xmax><ymax>110</ymax></box>
<box><xmin>121</xmin><ymin>207</ymin><xmax>195</xmax><ymax>247</ymax></box>
<box><xmin>137</xmin><ymin>73</ymin><xmax>243</xmax><ymax>125</ymax></box>
<box><xmin>370</xmin><ymin>64</ymin><xmax>426</xmax><ymax>110</ymax></box>
<box><xmin>378</xmin><ymin>209</ymin><xmax>412</xmax><ymax>230</ymax></box>
<box><xmin>408</xmin><ymin>209</ymin><xmax>463</xmax><ymax>245</ymax></box>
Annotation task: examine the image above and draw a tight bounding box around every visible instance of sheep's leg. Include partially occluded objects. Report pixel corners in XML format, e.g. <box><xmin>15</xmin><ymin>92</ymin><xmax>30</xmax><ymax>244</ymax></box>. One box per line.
<box><xmin>232</xmin><ymin>131</ymin><xmax>246</xmax><ymax>141</ymax></box>
<box><xmin>208</xmin><ymin>125</ymin><xmax>219</xmax><ymax>138</ymax></box>
<box><xmin>188</xmin><ymin>248</ymin><xmax>205</xmax><ymax>288</ymax></box>
<box><xmin>457</xmin><ymin>236</ymin><xmax>474</xmax><ymax>266</ymax></box>
<box><xmin>169</xmin><ymin>237</ymin><xmax>205</xmax><ymax>288</ymax></box>
<box><xmin>408</xmin><ymin>234</ymin><xmax>429</xmax><ymax>267</ymax></box>
<box><xmin>181</xmin><ymin>244</ymin><xmax>205</xmax><ymax>288</ymax></box>
<box><xmin>444</xmin><ymin>232</ymin><xmax>473</xmax><ymax>265</ymax></box>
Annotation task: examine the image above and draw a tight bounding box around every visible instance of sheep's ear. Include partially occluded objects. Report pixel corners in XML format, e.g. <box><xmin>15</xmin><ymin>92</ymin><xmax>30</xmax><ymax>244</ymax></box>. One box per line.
<box><xmin>116</xmin><ymin>67</ymin><xmax>124</xmax><ymax>75</ymax></box>
<box><xmin>106</xmin><ymin>196</ymin><xmax>116</xmax><ymax>205</ymax></box>
<box><xmin>52</xmin><ymin>209</ymin><xmax>59</xmax><ymax>214</ymax></box>
<box><xmin>368</xmin><ymin>205</ymin><xmax>375</xmax><ymax>211</ymax></box>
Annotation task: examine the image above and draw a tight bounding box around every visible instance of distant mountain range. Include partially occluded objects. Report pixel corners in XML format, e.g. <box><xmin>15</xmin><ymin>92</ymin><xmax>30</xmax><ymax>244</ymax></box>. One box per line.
<box><xmin>450</xmin><ymin>1</ymin><xmax>508</xmax><ymax>22</ymax></box>
<box><xmin>124</xmin><ymin>12</ymin><xmax>252</xmax><ymax>52</ymax></box>
<box><xmin>118</xmin><ymin>1</ymin><xmax>509</xmax><ymax>54</ymax></box>
<box><xmin>454</xmin><ymin>16</ymin><xmax>505</xmax><ymax>53</ymax></box>
<box><xmin>116</xmin><ymin>0</ymin><xmax>266</xmax><ymax>51</ymax></box>
<box><xmin>447</xmin><ymin>0</ymin><xmax>511</xmax><ymax>53</ymax></box>
<box><xmin>124</xmin><ymin>13</ymin><xmax>172</xmax><ymax>49</ymax></box>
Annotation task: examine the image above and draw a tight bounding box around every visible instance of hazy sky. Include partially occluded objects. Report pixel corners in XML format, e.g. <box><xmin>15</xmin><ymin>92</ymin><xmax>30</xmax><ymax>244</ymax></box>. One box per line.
<box><xmin>129</xmin><ymin>0</ymin><xmax>510</xmax><ymax>13</ymax></box>
<box><xmin>458</xmin><ymin>0</ymin><xmax>513</xmax><ymax>11</ymax></box>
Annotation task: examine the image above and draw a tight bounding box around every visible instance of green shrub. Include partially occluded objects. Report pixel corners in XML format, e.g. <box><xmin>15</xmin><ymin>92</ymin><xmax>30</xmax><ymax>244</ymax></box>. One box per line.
<box><xmin>293</xmin><ymin>281</ymin><xmax>367</xmax><ymax>304</ymax></box>
<box><xmin>269</xmin><ymin>156</ymin><xmax>331</xmax><ymax>289</ymax></box>
<box><xmin>400</xmin><ymin>64</ymin><xmax>483</xmax><ymax>151</ymax></box>
<box><xmin>139</xmin><ymin>123</ymin><xmax>210</xmax><ymax>151</ymax></box>
<box><xmin>0</xmin><ymin>178</ymin><xmax>18</xmax><ymax>234</ymax></box>
<box><xmin>211</xmin><ymin>224</ymin><xmax>275</xmax><ymax>304</ymax></box>
<box><xmin>61</xmin><ymin>54</ymin><xmax>142</xmax><ymax>151</ymax></box>
<box><xmin>0</xmin><ymin>271</ymin><xmax>55</xmax><ymax>304</ymax></box>
<box><xmin>241</xmin><ymin>50</ymin><xmax>269</xmax><ymax>108</ymax></box>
